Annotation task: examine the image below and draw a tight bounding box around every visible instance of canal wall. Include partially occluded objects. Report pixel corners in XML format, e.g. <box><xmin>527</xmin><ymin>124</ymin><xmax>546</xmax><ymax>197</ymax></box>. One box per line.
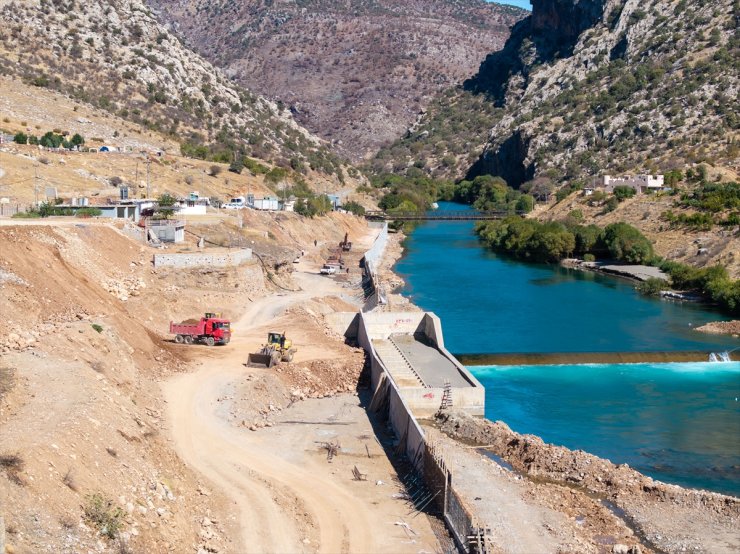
<box><xmin>152</xmin><ymin>248</ymin><xmax>252</xmax><ymax>268</ymax></box>
<box><xmin>354</xmin><ymin>311</ymin><xmax>489</xmax><ymax>551</ymax></box>
<box><xmin>361</xmin><ymin>222</ymin><xmax>388</xmax><ymax>309</ymax></box>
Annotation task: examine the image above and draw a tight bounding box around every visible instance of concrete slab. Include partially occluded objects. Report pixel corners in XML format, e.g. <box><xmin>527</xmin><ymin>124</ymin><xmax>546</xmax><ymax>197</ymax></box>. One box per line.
<box><xmin>390</xmin><ymin>334</ymin><xmax>472</xmax><ymax>388</ymax></box>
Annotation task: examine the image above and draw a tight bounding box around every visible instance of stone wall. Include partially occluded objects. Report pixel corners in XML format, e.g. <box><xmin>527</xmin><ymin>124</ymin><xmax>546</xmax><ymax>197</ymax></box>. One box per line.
<box><xmin>153</xmin><ymin>248</ymin><xmax>252</xmax><ymax>268</ymax></box>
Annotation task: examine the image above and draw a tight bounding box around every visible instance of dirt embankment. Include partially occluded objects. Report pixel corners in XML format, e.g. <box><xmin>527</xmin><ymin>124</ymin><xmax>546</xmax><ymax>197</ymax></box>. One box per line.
<box><xmin>694</xmin><ymin>320</ymin><xmax>740</xmax><ymax>337</ymax></box>
<box><xmin>436</xmin><ymin>411</ymin><xmax>739</xmax><ymax>554</ymax></box>
<box><xmin>0</xmin><ymin>211</ymin><xmax>373</xmax><ymax>553</ymax></box>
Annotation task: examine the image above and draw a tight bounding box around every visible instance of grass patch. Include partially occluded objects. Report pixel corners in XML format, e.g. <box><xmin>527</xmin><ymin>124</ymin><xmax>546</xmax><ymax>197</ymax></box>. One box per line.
<box><xmin>11</xmin><ymin>211</ymin><xmax>41</xmax><ymax>219</ymax></box>
<box><xmin>83</xmin><ymin>492</ymin><xmax>126</xmax><ymax>539</ymax></box>
<box><xmin>0</xmin><ymin>453</ymin><xmax>25</xmax><ymax>485</ymax></box>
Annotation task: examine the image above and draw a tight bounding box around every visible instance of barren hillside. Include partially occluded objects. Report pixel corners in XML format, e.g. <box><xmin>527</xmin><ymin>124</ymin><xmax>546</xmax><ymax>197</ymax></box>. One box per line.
<box><xmin>0</xmin><ymin>76</ymin><xmax>371</xmax><ymax>207</ymax></box>
<box><xmin>0</xmin><ymin>0</ymin><xmax>353</xmax><ymax>181</ymax></box>
<box><xmin>0</xmin><ymin>209</ymin><xmax>380</xmax><ymax>553</ymax></box>
<box><xmin>148</xmin><ymin>0</ymin><xmax>526</xmax><ymax>161</ymax></box>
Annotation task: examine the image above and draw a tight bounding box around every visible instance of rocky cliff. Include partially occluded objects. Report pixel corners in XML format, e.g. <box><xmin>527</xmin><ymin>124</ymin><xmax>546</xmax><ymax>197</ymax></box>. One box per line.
<box><xmin>376</xmin><ymin>0</ymin><xmax>739</xmax><ymax>187</ymax></box>
<box><xmin>147</xmin><ymin>0</ymin><xmax>526</xmax><ymax>161</ymax></box>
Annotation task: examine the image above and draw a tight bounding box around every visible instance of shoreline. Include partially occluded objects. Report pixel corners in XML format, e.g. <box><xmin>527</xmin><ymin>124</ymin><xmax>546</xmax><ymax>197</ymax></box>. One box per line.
<box><xmin>377</xmin><ymin>219</ymin><xmax>739</xmax><ymax>551</ymax></box>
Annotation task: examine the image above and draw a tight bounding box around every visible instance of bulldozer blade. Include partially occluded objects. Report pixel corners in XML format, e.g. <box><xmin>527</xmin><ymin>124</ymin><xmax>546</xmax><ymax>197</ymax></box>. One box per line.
<box><xmin>247</xmin><ymin>353</ymin><xmax>275</xmax><ymax>368</ymax></box>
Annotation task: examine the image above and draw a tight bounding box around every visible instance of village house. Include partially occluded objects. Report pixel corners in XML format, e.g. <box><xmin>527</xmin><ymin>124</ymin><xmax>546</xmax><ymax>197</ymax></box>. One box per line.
<box><xmin>600</xmin><ymin>174</ymin><xmax>665</xmax><ymax>194</ymax></box>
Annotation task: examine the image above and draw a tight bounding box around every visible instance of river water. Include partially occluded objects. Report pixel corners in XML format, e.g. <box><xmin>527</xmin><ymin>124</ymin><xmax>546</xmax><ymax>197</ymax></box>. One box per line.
<box><xmin>394</xmin><ymin>202</ymin><xmax>740</xmax><ymax>495</ymax></box>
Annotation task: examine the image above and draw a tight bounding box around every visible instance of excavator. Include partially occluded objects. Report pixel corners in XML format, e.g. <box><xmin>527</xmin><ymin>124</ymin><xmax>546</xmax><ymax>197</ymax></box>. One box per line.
<box><xmin>247</xmin><ymin>331</ymin><xmax>297</xmax><ymax>368</ymax></box>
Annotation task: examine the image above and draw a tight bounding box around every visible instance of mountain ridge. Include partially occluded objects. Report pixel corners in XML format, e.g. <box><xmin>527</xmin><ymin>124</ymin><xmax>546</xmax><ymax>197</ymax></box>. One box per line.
<box><xmin>148</xmin><ymin>0</ymin><xmax>526</xmax><ymax>161</ymax></box>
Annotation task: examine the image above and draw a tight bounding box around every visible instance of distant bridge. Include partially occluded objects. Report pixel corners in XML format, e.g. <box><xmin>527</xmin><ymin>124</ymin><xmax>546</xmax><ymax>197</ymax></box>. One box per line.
<box><xmin>364</xmin><ymin>210</ymin><xmax>517</xmax><ymax>221</ymax></box>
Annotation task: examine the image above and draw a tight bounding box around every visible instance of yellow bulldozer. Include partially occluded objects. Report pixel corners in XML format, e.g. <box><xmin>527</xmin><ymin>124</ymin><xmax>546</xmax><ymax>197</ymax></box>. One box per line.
<box><xmin>247</xmin><ymin>331</ymin><xmax>297</xmax><ymax>368</ymax></box>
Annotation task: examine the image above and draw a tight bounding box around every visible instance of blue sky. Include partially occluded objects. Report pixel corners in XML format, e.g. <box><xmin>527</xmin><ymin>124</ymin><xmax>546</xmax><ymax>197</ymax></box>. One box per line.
<box><xmin>488</xmin><ymin>0</ymin><xmax>532</xmax><ymax>11</ymax></box>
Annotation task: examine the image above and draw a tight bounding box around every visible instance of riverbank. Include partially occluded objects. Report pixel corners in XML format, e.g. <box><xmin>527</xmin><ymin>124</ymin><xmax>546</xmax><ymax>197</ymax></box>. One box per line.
<box><xmin>562</xmin><ymin>258</ymin><xmax>668</xmax><ymax>282</ymax></box>
<box><xmin>386</xmin><ymin>216</ymin><xmax>740</xmax><ymax>552</ymax></box>
<box><xmin>435</xmin><ymin>411</ymin><xmax>739</xmax><ymax>554</ymax></box>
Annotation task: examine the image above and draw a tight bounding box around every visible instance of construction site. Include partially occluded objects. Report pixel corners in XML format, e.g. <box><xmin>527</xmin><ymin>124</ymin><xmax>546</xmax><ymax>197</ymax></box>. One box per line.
<box><xmin>0</xmin><ymin>83</ymin><xmax>736</xmax><ymax>554</ymax></box>
<box><xmin>0</xmin><ymin>199</ymin><xmax>737</xmax><ymax>554</ymax></box>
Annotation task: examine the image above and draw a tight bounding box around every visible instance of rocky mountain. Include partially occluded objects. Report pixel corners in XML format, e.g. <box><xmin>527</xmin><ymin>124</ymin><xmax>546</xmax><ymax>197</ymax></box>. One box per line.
<box><xmin>147</xmin><ymin>0</ymin><xmax>526</xmax><ymax>161</ymax></box>
<box><xmin>374</xmin><ymin>0</ymin><xmax>739</xmax><ymax>187</ymax></box>
<box><xmin>0</xmin><ymin>0</ymin><xmax>348</xmax><ymax>179</ymax></box>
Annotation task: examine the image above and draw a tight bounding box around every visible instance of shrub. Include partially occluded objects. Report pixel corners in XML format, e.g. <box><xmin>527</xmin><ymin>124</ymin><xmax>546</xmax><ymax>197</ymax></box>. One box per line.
<box><xmin>637</xmin><ymin>277</ymin><xmax>669</xmax><ymax>296</ymax></box>
<box><xmin>603</xmin><ymin>196</ymin><xmax>619</xmax><ymax>213</ymax></box>
<box><xmin>613</xmin><ymin>185</ymin><xmax>636</xmax><ymax>201</ymax></box>
<box><xmin>13</xmin><ymin>132</ymin><xmax>28</xmax><ymax>144</ymax></box>
<box><xmin>599</xmin><ymin>222</ymin><xmax>654</xmax><ymax>263</ymax></box>
<box><xmin>0</xmin><ymin>453</ymin><xmax>24</xmax><ymax>485</ymax></box>
<box><xmin>583</xmin><ymin>253</ymin><xmax>596</xmax><ymax>262</ymax></box>
<box><xmin>11</xmin><ymin>211</ymin><xmax>41</xmax><ymax>219</ymax></box>
<box><xmin>91</xmin><ymin>324</ymin><xmax>103</xmax><ymax>333</ymax></box>
<box><xmin>209</xmin><ymin>164</ymin><xmax>222</xmax><ymax>177</ymax></box>
<box><xmin>265</xmin><ymin>167</ymin><xmax>288</xmax><ymax>184</ymax></box>
<box><xmin>228</xmin><ymin>158</ymin><xmax>244</xmax><ymax>174</ymax></box>
<box><xmin>83</xmin><ymin>493</ymin><xmax>125</xmax><ymax>539</ymax></box>
<box><xmin>75</xmin><ymin>208</ymin><xmax>102</xmax><ymax>218</ymax></box>
<box><xmin>342</xmin><ymin>201</ymin><xmax>366</xmax><ymax>216</ymax></box>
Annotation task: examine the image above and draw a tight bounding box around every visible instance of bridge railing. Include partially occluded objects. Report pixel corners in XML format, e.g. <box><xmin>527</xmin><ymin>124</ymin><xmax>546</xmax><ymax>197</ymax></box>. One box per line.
<box><xmin>365</xmin><ymin>210</ymin><xmax>521</xmax><ymax>221</ymax></box>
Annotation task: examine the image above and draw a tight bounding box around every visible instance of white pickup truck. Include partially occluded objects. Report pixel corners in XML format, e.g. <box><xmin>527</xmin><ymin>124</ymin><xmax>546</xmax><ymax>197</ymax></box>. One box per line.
<box><xmin>320</xmin><ymin>265</ymin><xmax>338</xmax><ymax>275</ymax></box>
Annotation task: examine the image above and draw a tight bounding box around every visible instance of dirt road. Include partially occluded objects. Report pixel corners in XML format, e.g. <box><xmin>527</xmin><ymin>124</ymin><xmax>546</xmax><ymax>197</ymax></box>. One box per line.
<box><xmin>162</xmin><ymin>228</ymin><xmax>438</xmax><ymax>553</ymax></box>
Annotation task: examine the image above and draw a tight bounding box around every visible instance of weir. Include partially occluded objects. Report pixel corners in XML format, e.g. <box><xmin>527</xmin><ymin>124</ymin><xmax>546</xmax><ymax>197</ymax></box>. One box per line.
<box><xmin>457</xmin><ymin>350</ymin><xmax>734</xmax><ymax>366</ymax></box>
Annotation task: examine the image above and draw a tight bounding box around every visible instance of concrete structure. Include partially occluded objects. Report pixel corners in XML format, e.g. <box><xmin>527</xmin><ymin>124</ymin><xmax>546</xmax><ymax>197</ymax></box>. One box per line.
<box><xmin>326</xmin><ymin>194</ymin><xmax>341</xmax><ymax>210</ymax></box>
<box><xmin>55</xmin><ymin>199</ymin><xmax>154</xmax><ymax>222</ymax></box>
<box><xmin>177</xmin><ymin>191</ymin><xmax>209</xmax><ymax>215</ymax></box>
<box><xmin>251</xmin><ymin>197</ymin><xmax>279</xmax><ymax>211</ymax></box>
<box><xmin>601</xmin><ymin>174</ymin><xmax>665</xmax><ymax>193</ymax></box>
<box><xmin>153</xmin><ymin>248</ymin><xmax>252</xmax><ymax>268</ymax></box>
<box><xmin>361</xmin><ymin>222</ymin><xmax>388</xmax><ymax>309</ymax></box>
<box><xmin>357</xmin><ymin>311</ymin><xmax>484</xmax><ymax>418</ymax></box>
<box><xmin>146</xmin><ymin>219</ymin><xmax>185</xmax><ymax>243</ymax></box>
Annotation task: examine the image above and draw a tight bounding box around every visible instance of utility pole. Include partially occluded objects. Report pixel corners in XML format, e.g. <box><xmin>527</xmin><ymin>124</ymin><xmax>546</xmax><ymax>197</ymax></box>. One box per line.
<box><xmin>134</xmin><ymin>161</ymin><xmax>139</xmax><ymax>197</ymax></box>
<box><xmin>34</xmin><ymin>165</ymin><xmax>39</xmax><ymax>205</ymax></box>
<box><xmin>145</xmin><ymin>158</ymin><xmax>151</xmax><ymax>199</ymax></box>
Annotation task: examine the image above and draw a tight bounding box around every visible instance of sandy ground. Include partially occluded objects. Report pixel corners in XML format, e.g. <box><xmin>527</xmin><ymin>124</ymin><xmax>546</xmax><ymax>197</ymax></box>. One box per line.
<box><xmin>161</xmin><ymin>227</ymin><xmax>442</xmax><ymax>554</ymax></box>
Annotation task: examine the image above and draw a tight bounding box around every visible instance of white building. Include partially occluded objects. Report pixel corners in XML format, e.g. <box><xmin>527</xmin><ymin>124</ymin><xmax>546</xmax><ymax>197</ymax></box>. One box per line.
<box><xmin>601</xmin><ymin>174</ymin><xmax>665</xmax><ymax>193</ymax></box>
<box><xmin>252</xmin><ymin>197</ymin><xmax>280</xmax><ymax>211</ymax></box>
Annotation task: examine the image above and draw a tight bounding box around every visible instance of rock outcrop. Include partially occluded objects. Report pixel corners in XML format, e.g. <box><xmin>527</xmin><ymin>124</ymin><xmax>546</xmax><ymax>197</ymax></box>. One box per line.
<box><xmin>377</xmin><ymin>0</ymin><xmax>738</xmax><ymax>188</ymax></box>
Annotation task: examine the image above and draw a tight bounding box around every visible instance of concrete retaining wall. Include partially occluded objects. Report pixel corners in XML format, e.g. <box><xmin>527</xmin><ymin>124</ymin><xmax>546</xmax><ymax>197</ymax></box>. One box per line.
<box><xmin>358</xmin><ymin>312</ymin><xmax>426</xmax><ymax>470</ymax></box>
<box><xmin>358</xmin><ymin>311</ymin><xmax>488</xmax><ymax>552</ymax></box>
<box><xmin>153</xmin><ymin>248</ymin><xmax>252</xmax><ymax>268</ymax></box>
<box><xmin>362</xmin><ymin>223</ymin><xmax>388</xmax><ymax>308</ymax></box>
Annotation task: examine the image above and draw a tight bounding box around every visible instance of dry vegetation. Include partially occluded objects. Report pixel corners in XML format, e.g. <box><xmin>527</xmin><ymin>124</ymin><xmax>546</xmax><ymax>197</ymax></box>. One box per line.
<box><xmin>0</xmin><ymin>0</ymin><xmax>355</xmax><ymax>182</ymax></box>
<box><xmin>149</xmin><ymin>0</ymin><xmax>525</xmax><ymax>161</ymax></box>
<box><xmin>375</xmin><ymin>0</ymin><xmax>739</xmax><ymax>185</ymax></box>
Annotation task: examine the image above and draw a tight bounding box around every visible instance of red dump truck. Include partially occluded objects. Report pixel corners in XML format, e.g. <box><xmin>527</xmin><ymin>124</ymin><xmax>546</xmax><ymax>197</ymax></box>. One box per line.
<box><xmin>170</xmin><ymin>313</ymin><xmax>231</xmax><ymax>346</ymax></box>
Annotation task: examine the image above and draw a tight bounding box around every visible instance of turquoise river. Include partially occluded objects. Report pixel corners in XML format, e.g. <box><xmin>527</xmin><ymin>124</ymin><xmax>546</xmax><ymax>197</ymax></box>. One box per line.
<box><xmin>394</xmin><ymin>202</ymin><xmax>740</xmax><ymax>496</ymax></box>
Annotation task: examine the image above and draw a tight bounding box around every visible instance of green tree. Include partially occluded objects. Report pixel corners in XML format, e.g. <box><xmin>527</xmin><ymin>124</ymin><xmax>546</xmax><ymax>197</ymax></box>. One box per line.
<box><xmin>342</xmin><ymin>201</ymin><xmax>366</xmax><ymax>216</ymax></box>
<box><xmin>70</xmin><ymin>133</ymin><xmax>85</xmax><ymax>147</ymax></box>
<box><xmin>515</xmin><ymin>194</ymin><xmax>535</xmax><ymax>213</ymax></box>
<box><xmin>13</xmin><ymin>132</ymin><xmax>28</xmax><ymax>144</ymax></box>
<box><xmin>228</xmin><ymin>158</ymin><xmax>244</xmax><ymax>174</ymax></box>
<box><xmin>613</xmin><ymin>186</ymin><xmax>636</xmax><ymax>202</ymax></box>
<box><xmin>599</xmin><ymin>222</ymin><xmax>654</xmax><ymax>263</ymax></box>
